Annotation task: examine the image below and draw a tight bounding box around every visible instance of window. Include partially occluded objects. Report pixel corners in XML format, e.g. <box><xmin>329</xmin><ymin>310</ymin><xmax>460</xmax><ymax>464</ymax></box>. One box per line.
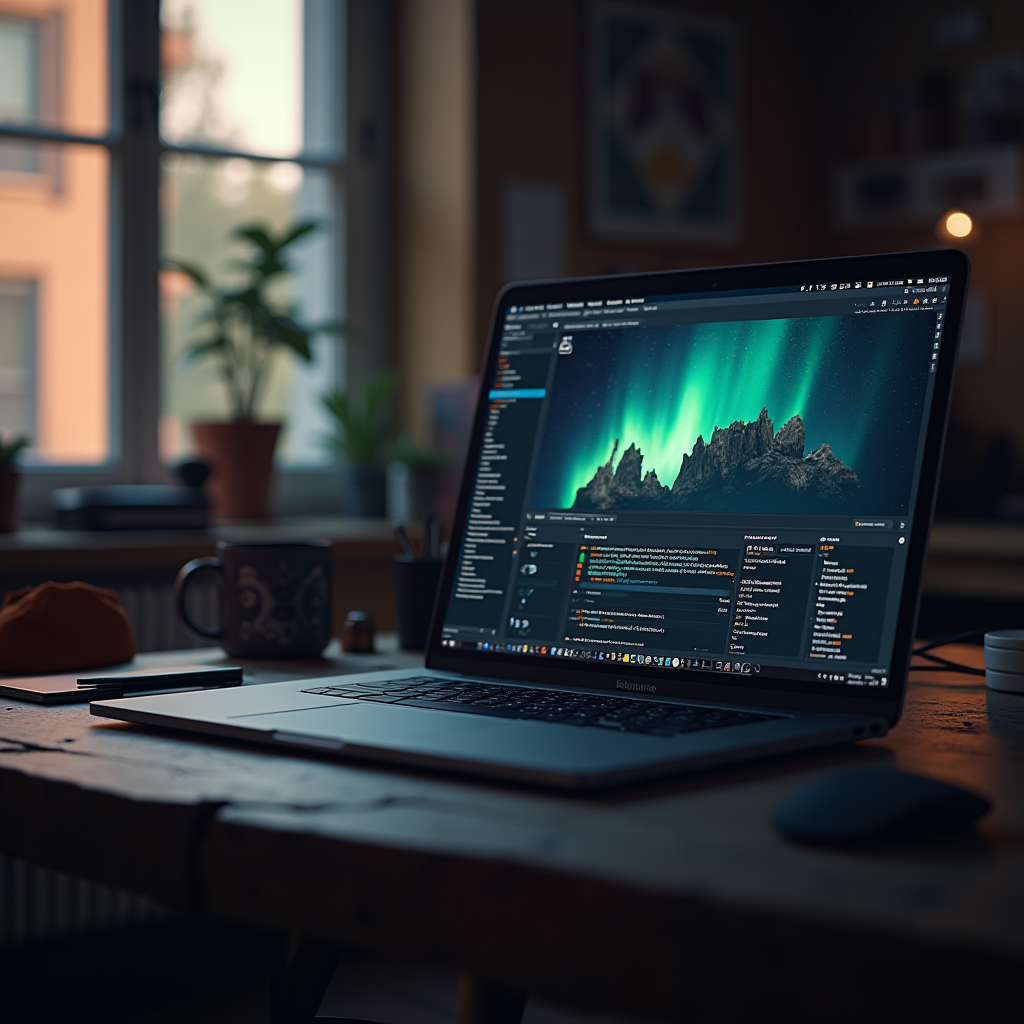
<box><xmin>0</xmin><ymin>0</ymin><xmax>387</xmax><ymax>518</ymax></box>
<box><xmin>0</xmin><ymin>10</ymin><xmax>61</xmax><ymax>178</ymax></box>
<box><xmin>158</xmin><ymin>0</ymin><xmax>344</xmax><ymax>468</ymax></box>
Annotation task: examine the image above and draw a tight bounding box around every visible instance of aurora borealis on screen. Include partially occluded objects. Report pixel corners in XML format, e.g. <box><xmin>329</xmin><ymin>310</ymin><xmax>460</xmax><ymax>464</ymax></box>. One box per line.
<box><xmin>530</xmin><ymin>314</ymin><xmax>936</xmax><ymax>515</ymax></box>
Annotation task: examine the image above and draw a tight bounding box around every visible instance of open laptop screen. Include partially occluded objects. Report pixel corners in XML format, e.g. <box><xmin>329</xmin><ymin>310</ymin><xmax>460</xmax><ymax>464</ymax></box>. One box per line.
<box><xmin>433</xmin><ymin>253</ymin><xmax>967</xmax><ymax>707</ymax></box>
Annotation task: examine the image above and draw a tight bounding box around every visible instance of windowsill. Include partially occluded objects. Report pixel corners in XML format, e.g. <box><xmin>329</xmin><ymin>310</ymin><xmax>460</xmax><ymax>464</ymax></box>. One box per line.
<box><xmin>18</xmin><ymin>467</ymin><xmax>345</xmax><ymax>522</ymax></box>
<box><xmin>0</xmin><ymin>516</ymin><xmax>396</xmax><ymax>572</ymax></box>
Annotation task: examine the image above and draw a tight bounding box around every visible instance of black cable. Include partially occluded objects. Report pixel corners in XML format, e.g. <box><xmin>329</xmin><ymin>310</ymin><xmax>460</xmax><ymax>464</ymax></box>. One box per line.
<box><xmin>912</xmin><ymin>628</ymin><xmax>988</xmax><ymax>656</ymax></box>
<box><xmin>908</xmin><ymin>664</ymin><xmax>986</xmax><ymax>676</ymax></box>
<box><xmin>915</xmin><ymin>650</ymin><xmax>969</xmax><ymax>667</ymax></box>
<box><xmin>910</xmin><ymin>628</ymin><xmax>989</xmax><ymax>677</ymax></box>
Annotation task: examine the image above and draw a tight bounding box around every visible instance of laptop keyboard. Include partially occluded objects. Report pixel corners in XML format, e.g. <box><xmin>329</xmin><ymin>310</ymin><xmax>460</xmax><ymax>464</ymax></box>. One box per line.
<box><xmin>300</xmin><ymin>677</ymin><xmax>779</xmax><ymax>738</ymax></box>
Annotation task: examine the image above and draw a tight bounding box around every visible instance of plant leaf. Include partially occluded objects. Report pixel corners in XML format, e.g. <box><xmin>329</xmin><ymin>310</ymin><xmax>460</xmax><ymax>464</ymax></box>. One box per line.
<box><xmin>182</xmin><ymin>336</ymin><xmax>228</xmax><ymax>364</ymax></box>
<box><xmin>234</xmin><ymin>224</ymin><xmax>274</xmax><ymax>253</ymax></box>
<box><xmin>270</xmin><ymin>318</ymin><xmax>313</xmax><ymax>361</ymax></box>
<box><xmin>280</xmin><ymin>220</ymin><xmax>319</xmax><ymax>247</ymax></box>
<box><xmin>311</xmin><ymin>319</ymin><xmax>349</xmax><ymax>337</ymax></box>
<box><xmin>321</xmin><ymin>369</ymin><xmax>396</xmax><ymax>465</ymax></box>
<box><xmin>0</xmin><ymin>434</ymin><xmax>30</xmax><ymax>465</ymax></box>
<box><xmin>161</xmin><ymin>257</ymin><xmax>210</xmax><ymax>290</ymax></box>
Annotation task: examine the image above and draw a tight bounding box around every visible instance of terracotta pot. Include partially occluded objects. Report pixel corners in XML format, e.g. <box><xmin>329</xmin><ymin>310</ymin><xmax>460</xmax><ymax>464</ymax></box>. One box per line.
<box><xmin>191</xmin><ymin>421</ymin><xmax>281</xmax><ymax>520</ymax></box>
<box><xmin>0</xmin><ymin>466</ymin><xmax>20</xmax><ymax>532</ymax></box>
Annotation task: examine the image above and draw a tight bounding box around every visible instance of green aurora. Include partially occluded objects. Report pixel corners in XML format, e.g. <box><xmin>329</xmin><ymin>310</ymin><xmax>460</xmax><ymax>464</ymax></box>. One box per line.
<box><xmin>540</xmin><ymin>316</ymin><xmax>899</xmax><ymax>510</ymax></box>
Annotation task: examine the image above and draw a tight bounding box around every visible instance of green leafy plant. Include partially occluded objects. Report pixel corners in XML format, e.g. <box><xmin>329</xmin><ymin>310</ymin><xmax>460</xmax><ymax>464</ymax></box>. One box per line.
<box><xmin>0</xmin><ymin>435</ymin><xmax>30</xmax><ymax>467</ymax></box>
<box><xmin>389</xmin><ymin>433</ymin><xmax>451</xmax><ymax>470</ymax></box>
<box><xmin>322</xmin><ymin>369</ymin><xmax>397</xmax><ymax>466</ymax></box>
<box><xmin>165</xmin><ymin>221</ymin><xmax>344</xmax><ymax>421</ymax></box>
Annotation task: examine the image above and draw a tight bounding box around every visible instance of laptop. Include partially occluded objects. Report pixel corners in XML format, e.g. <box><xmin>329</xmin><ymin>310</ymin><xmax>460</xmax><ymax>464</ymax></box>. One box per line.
<box><xmin>92</xmin><ymin>250</ymin><xmax>969</xmax><ymax>789</ymax></box>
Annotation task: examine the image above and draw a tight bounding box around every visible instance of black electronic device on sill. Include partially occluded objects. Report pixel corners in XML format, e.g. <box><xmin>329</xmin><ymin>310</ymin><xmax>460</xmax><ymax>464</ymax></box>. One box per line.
<box><xmin>50</xmin><ymin>462</ymin><xmax>212</xmax><ymax>530</ymax></box>
<box><xmin>51</xmin><ymin>485</ymin><xmax>209</xmax><ymax>530</ymax></box>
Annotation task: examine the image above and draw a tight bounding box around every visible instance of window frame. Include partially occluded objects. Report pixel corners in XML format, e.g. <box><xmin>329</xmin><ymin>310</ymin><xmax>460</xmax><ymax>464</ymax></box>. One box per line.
<box><xmin>0</xmin><ymin>0</ymin><xmax>391</xmax><ymax>521</ymax></box>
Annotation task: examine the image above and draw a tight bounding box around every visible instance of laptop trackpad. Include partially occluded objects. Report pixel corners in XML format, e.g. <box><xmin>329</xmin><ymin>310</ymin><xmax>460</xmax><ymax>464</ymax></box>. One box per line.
<box><xmin>232</xmin><ymin>702</ymin><xmax>504</xmax><ymax>744</ymax></box>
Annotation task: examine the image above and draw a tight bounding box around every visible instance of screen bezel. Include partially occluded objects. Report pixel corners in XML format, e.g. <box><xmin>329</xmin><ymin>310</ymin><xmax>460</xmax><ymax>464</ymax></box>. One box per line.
<box><xmin>425</xmin><ymin>250</ymin><xmax>971</xmax><ymax>725</ymax></box>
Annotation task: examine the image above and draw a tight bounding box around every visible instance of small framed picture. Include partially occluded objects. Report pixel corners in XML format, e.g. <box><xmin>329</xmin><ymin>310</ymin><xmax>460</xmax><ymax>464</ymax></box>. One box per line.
<box><xmin>586</xmin><ymin>0</ymin><xmax>741</xmax><ymax>244</ymax></box>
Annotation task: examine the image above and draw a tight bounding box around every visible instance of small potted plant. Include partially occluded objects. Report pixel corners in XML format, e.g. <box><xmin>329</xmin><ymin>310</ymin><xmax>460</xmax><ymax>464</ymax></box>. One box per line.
<box><xmin>0</xmin><ymin>435</ymin><xmax>29</xmax><ymax>533</ymax></box>
<box><xmin>165</xmin><ymin>221</ymin><xmax>342</xmax><ymax>520</ymax></box>
<box><xmin>386</xmin><ymin>434</ymin><xmax>451</xmax><ymax>522</ymax></box>
<box><xmin>322</xmin><ymin>369</ymin><xmax>396</xmax><ymax>517</ymax></box>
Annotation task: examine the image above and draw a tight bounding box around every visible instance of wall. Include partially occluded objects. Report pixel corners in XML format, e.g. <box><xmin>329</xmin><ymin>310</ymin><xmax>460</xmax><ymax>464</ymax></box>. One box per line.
<box><xmin>815</xmin><ymin>0</ymin><xmax>1024</xmax><ymax>508</ymax></box>
<box><xmin>393</xmin><ymin>0</ymin><xmax>476</xmax><ymax>441</ymax></box>
<box><xmin>473</xmin><ymin>0</ymin><xmax>822</xmax><ymax>359</ymax></box>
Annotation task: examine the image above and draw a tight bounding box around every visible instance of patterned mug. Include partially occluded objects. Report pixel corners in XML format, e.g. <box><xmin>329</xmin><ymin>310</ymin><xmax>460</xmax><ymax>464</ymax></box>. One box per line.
<box><xmin>175</xmin><ymin>540</ymin><xmax>332</xmax><ymax>657</ymax></box>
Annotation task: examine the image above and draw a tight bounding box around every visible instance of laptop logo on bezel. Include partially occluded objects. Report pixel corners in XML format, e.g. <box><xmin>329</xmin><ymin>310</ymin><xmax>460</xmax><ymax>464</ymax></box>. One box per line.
<box><xmin>616</xmin><ymin>679</ymin><xmax>657</xmax><ymax>694</ymax></box>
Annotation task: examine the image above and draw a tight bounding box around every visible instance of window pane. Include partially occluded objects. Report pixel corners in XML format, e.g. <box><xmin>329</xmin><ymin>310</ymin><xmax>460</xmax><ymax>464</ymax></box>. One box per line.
<box><xmin>160</xmin><ymin>153</ymin><xmax>341</xmax><ymax>468</ymax></box>
<box><xmin>0</xmin><ymin>143</ymin><xmax>110</xmax><ymax>465</ymax></box>
<box><xmin>0</xmin><ymin>279</ymin><xmax>37</xmax><ymax>442</ymax></box>
<box><xmin>160</xmin><ymin>0</ymin><xmax>341</xmax><ymax>159</ymax></box>
<box><xmin>0</xmin><ymin>1</ymin><xmax>109</xmax><ymax>140</ymax></box>
<box><xmin>0</xmin><ymin>16</ymin><xmax>38</xmax><ymax>122</ymax></box>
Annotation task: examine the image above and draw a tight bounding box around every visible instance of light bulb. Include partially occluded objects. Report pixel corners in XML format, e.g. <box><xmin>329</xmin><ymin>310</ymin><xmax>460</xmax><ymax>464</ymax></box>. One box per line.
<box><xmin>943</xmin><ymin>210</ymin><xmax>973</xmax><ymax>238</ymax></box>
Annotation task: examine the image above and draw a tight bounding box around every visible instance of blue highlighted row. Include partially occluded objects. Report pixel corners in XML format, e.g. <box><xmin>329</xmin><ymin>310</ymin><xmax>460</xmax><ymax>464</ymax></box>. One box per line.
<box><xmin>489</xmin><ymin>388</ymin><xmax>546</xmax><ymax>400</ymax></box>
<box><xmin>590</xmin><ymin>583</ymin><xmax>732</xmax><ymax>597</ymax></box>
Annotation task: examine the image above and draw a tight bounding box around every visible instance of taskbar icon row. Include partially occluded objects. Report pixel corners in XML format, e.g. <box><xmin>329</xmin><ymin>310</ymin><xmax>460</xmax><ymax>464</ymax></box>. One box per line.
<box><xmin>440</xmin><ymin>638</ymin><xmax>761</xmax><ymax>676</ymax></box>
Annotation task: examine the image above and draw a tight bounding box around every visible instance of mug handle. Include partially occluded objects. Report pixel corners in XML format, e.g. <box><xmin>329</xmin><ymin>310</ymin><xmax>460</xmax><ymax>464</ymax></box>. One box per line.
<box><xmin>174</xmin><ymin>557</ymin><xmax>225</xmax><ymax>640</ymax></box>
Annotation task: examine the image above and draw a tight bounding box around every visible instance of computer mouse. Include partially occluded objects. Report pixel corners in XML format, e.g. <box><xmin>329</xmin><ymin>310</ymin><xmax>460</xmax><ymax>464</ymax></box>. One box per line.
<box><xmin>771</xmin><ymin>767</ymin><xmax>991</xmax><ymax>847</ymax></box>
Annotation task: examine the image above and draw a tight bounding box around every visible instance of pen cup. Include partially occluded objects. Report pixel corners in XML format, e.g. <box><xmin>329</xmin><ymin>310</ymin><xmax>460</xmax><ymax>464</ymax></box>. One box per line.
<box><xmin>395</xmin><ymin>556</ymin><xmax>443</xmax><ymax>651</ymax></box>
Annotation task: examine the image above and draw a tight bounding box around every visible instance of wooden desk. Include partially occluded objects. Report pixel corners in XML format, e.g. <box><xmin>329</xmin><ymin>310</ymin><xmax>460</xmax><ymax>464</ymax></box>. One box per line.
<box><xmin>1</xmin><ymin>644</ymin><xmax>1022</xmax><ymax>1023</ymax></box>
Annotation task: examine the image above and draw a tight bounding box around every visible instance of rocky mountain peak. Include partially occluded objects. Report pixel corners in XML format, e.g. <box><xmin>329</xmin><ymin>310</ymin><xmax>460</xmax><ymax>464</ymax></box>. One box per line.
<box><xmin>572</xmin><ymin>409</ymin><xmax>859</xmax><ymax>513</ymax></box>
<box><xmin>773</xmin><ymin>416</ymin><xmax>805</xmax><ymax>459</ymax></box>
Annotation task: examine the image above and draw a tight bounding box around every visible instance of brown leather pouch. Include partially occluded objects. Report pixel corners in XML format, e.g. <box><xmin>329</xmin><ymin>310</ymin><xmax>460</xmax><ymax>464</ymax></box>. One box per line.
<box><xmin>0</xmin><ymin>582</ymin><xmax>137</xmax><ymax>675</ymax></box>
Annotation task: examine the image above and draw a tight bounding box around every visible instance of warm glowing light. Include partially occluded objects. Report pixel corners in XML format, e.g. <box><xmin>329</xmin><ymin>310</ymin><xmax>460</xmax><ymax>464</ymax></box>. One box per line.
<box><xmin>944</xmin><ymin>211</ymin><xmax>973</xmax><ymax>238</ymax></box>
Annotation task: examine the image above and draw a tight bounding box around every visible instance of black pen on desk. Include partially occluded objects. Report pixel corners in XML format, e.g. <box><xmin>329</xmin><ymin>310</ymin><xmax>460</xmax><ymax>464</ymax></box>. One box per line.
<box><xmin>78</xmin><ymin>666</ymin><xmax>243</xmax><ymax>697</ymax></box>
<box><xmin>393</xmin><ymin>520</ymin><xmax>417</xmax><ymax>558</ymax></box>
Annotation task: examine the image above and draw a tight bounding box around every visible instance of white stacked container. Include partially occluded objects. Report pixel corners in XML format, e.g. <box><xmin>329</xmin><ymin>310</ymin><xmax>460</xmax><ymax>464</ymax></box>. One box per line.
<box><xmin>984</xmin><ymin>629</ymin><xmax>1024</xmax><ymax>693</ymax></box>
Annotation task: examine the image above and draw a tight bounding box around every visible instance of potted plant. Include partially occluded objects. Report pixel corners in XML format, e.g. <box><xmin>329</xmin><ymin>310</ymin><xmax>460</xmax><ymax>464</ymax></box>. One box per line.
<box><xmin>165</xmin><ymin>221</ymin><xmax>342</xmax><ymax>520</ymax></box>
<box><xmin>385</xmin><ymin>435</ymin><xmax>451</xmax><ymax>522</ymax></box>
<box><xmin>0</xmin><ymin>435</ymin><xmax>29</xmax><ymax>533</ymax></box>
<box><xmin>322</xmin><ymin>369</ymin><xmax>396</xmax><ymax>517</ymax></box>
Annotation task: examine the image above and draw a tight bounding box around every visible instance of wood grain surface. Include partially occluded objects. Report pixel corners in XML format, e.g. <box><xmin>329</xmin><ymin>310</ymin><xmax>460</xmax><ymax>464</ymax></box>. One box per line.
<box><xmin>1</xmin><ymin>644</ymin><xmax>1022</xmax><ymax>1022</ymax></box>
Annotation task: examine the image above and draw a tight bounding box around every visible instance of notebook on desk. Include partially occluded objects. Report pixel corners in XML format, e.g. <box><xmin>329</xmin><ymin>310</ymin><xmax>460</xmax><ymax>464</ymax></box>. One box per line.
<box><xmin>2</xmin><ymin>665</ymin><xmax>242</xmax><ymax>704</ymax></box>
<box><xmin>91</xmin><ymin>250</ymin><xmax>969</xmax><ymax>789</ymax></box>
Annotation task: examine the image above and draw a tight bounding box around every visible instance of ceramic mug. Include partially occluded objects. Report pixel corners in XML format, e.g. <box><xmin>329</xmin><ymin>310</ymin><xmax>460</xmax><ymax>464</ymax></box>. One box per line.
<box><xmin>175</xmin><ymin>540</ymin><xmax>332</xmax><ymax>657</ymax></box>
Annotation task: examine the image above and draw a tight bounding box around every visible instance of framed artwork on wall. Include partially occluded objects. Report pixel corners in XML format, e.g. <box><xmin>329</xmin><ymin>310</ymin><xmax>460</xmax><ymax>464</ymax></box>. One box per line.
<box><xmin>586</xmin><ymin>0</ymin><xmax>741</xmax><ymax>244</ymax></box>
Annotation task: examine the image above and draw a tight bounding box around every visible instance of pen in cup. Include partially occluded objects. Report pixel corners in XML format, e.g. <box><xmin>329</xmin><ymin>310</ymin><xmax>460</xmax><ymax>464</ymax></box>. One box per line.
<box><xmin>393</xmin><ymin>520</ymin><xmax>418</xmax><ymax>558</ymax></box>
